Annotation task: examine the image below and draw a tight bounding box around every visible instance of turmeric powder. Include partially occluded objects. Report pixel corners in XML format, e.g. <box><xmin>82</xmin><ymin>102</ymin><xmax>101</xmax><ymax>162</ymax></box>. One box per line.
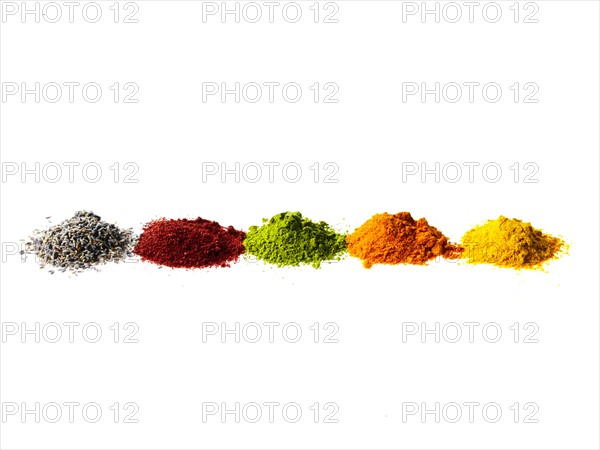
<box><xmin>347</xmin><ymin>212</ymin><xmax>463</xmax><ymax>268</ymax></box>
<box><xmin>460</xmin><ymin>216</ymin><xmax>564</xmax><ymax>269</ymax></box>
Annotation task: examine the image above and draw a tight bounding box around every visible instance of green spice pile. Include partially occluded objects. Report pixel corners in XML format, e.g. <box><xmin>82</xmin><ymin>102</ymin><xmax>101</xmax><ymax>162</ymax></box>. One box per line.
<box><xmin>243</xmin><ymin>211</ymin><xmax>347</xmax><ymax>268</ymax></box>
<box><xmin>27</xmin><ymin>211</ymin><xmax>136</xmax><ymax>272</ymax></box>
<box><xmin>460</xmin><ymin>216</ymin><xmax>564</xmax><ymax>269</ymax></box>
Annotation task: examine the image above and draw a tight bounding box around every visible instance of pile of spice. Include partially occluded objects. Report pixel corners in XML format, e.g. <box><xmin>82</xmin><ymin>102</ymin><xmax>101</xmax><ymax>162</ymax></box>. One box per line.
<box><xmin>27</xmin><ymin>211</ymin><xmax>136</xmax><ymax>273</ymax></box>
<box><xmin>347</xmin><ymin>212</ymin><xmax>463</xmax><ymax>268</ymax></box>
<box><xmin>243</xmin><ymin>211</ymin><xmax>347</xmax><ymax>268</ymax></box>
<box><xmin>134</xmin><ymin>217</ymin><xmax>246</xmax><ymax>269</ymax></box>
<box><xmin>460</xmin><ymin>216</ymin><xmax>564</xmax><ymax>269</ymax></box>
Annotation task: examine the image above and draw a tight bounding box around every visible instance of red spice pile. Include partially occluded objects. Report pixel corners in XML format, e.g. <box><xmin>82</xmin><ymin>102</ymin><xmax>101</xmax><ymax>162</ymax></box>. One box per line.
<box><xmin>134</xmin><ymin>217</ymin><xmax>246</xmax><ymax>269</ymax></box>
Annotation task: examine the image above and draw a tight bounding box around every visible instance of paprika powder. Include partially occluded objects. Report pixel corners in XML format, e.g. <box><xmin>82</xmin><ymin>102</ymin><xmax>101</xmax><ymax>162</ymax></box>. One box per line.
<box><xmin>134</xmin><ymin>217</ymin><xmax>246</xmax><ymax>269</ymax></box>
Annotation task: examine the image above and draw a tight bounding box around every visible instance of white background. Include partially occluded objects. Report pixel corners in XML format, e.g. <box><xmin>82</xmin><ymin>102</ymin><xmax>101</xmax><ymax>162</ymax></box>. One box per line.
<box><xmin>1</xmin><ymin>1</ymin><xmax>599</xmax><ymax>449</ymax></box>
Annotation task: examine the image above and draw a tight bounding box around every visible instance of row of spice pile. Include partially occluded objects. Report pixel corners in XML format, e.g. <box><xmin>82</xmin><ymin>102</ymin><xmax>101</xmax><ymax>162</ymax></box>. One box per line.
<box><xmin>25</xmin><ymin>210</ymin><xmax>565</xmax><ymax>273</ymax></box>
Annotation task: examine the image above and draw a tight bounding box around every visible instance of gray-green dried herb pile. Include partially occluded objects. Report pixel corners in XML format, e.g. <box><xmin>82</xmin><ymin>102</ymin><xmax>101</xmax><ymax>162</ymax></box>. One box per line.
<box><xmin>27</xmin><ymin>211</ymin><xmax>137</xmax><ymax>272</ymax></box>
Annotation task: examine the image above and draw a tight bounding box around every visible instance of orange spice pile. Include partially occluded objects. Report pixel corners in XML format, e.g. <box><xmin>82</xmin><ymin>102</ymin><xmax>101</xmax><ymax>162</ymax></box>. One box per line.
<box><xmin>347</xmin><ymin>212</ymin><xmax>463</xmax><ymax>268</ymax></box>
